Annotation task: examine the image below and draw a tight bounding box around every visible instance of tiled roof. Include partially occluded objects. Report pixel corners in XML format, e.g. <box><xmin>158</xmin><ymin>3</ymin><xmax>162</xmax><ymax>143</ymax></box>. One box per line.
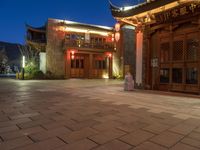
<box><xmin>26</xmin><ymin>24</ymin><xmax>46</xmax><ymax>32</ymax></box>
<box><xmin>110</xmin><ymin>0</ymin><xmax>177</xmax><ymax>17</ymax></box>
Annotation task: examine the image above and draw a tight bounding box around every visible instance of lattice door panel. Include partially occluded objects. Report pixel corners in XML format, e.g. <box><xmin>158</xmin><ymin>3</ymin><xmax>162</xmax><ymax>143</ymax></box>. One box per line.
<box><xmin>160</xmin><ymin>42</ymin><xmax>170</xmax><ymax>63</ymax></box>
<box><xmin>186</xmin><ymin>39</ymin><xmax>199</xmax><ymax>61</ymax></box>
<box><xmin>173</xmin><ymin>40</ymin><xmax>183</xmax><ymax>61</ymax></box>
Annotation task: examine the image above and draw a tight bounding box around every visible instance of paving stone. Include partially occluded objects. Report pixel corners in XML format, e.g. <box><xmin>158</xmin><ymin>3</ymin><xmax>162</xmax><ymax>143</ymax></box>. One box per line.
<box><xmin>55</xmin><ymin>138</ymin><xmax>97</xmax><ymax>150</ymax></box>
<box><xmin>120</xmin><ymin>129</ymin><xmax>154</xmax><ymax>146</ymax></box>
<box><xmin>0</xmin><ymin>125</ymin><xmax>19</xmax><ymax>134</ymax></box>
<box><xmin>143</xmin><ymin>123</ymin><xmax>170</xmax><ymax>134</ymax></box>
<box><xmin>89</xmin><ymin>128</ymin><xmax>126</xmax><ymax>144</ymax></box>
<box><xmin>188</xmin><ymin>131</ymin><xmax>200</xmax><ymax>141</ymax></box>
<box><xmin>14</xmin><ymin>137</ymin><xmax>65</xmax><ymax>150</ymax></box>
<box><xmin>0</xmin><ymin>118</ymin><xmax>32</xmax><ymax>128</ymax></box>
<box><xmin>159</xmin><ymin>117</ymin><xmax>184</xmax><ymax>126</ymax></box>
<box><xmin>132</xmin><ymin>141</ymin><xmax>167</xmax><ymax>150</ymax></box>
<box><xmin>117</xmin><ymin>121</ymin><xmax>148</xmax><ymax>133</ymax></box>
<box><xmin>170</xmin><ymin>143</ymin><xmax>199</xmax><ymax>150</ymax></box>
<box><xmin>183</xmin><ymin>118</ymin><xmax>200</xmax><ymax>126</ymax></box>
<box><xmin>1</xmin><ymin>126</ymin><xmax>45</xmax><ymax>141</ymax></box>
<box><xmin>41</xmin><ymin>122</ymin><xmax>64</xmax><ymax>130</ymax></box>
<box><xmin>93</xmin><ymin>139</ymin><xmax>132</xmax><ymax>150</ymax></box>
<box><xmin>182</xmin><ymin>137</ymin><xmax>200</xmax><ymax>149</ymax></box>
<box><xmin>150</xmin><ymin>131</ymin><xmax>184</xmax><ymax>148</ymax></box>
<box><xmin>64</xmin><ymin>119</ymin><xmax>99</xmax><ymax>131</ymax></box>
<box><xmin>58</xmin><ymin>127</ymin><xmax>98</xmax><ymax>143</ymax></box>
<box><xmin>71</xmin><ymin>114</ymin><xmax>96</xmax><ymax>122</ymax></box>
<box><xmin>94</xmin><ymin>115</ymin><xmax>121</xmax><ymax>122</ymax></box>
<box><xmin>194</xmin><ymin>127</ymin><xmax>200</xmax><ymax>133</ymax></box>
<box><xmin>169</xmin><ymin>123</ymin><xmax>197</xmax><ymax>135</ymax></box>
<box><xmin>0</xmin><ymin>136</ymin><xmax>33</xmax><ymax>150</ymax></box>
<box><xmin>17</xmin><ymin>118</ymin><xmax>53</xmax><ymax>129</ymax></box>
<box><xmin>0</xmin><ymin>115</ymin><xmax>10</xmax><ymax>122</ymax></box>
<box><xmin>30</xmin><ymin>126</ymin><xmax>72</xmax><ymax>142</ymax></box>
<box><xmin>92</xmin><ymin>120</ymin><xmax>122</xmax><ymax>132</ymax></box>
<box><xmin>9</xmin><ymin>112</ymin><xmax>39</xmax><ymax>120</ymax></box>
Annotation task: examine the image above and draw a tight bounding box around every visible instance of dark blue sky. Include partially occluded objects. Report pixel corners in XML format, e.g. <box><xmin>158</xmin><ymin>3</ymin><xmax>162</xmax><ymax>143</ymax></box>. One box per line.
<box><xmin>0</xmin><ymin>0</ymin><xmax>144</xmax><ymax>44</ymax></box>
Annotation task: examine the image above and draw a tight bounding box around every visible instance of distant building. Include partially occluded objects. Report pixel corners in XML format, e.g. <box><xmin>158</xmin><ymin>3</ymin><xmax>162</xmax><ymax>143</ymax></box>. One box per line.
<box><xmin>110</xmin><ymin>0</ymin><xmax>200</xmax><ymax>93</ymax></box>
<box><xmin>26</xmin><ymin>18</ymin><xmax>121</xmax><ymax>79</ymax></box>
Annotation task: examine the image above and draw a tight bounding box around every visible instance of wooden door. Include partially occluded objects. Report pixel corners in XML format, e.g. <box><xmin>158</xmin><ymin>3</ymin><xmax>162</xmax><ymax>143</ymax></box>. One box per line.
<box><xmin>70</xmin><ymin>54</ymin><xmax>89</xmax><ymax>78</ymax></box>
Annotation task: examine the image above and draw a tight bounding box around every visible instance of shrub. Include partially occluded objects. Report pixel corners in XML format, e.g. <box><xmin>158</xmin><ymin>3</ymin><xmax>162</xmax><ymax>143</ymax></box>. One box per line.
<box><xmin>32</xmin><ymin>70</ymin><xmax>45</xmax><ymax>79</ymax></box>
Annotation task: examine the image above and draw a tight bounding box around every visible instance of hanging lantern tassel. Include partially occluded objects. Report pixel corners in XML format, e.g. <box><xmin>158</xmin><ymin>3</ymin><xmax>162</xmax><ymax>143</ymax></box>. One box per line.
<box><xmin>115</xmin><ymin>23</ymin><xmax>120</xmax><ymax>32</ymax></box>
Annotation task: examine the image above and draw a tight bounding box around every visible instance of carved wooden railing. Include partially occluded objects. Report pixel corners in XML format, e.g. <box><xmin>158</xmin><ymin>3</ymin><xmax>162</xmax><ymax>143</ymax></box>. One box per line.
<box><xmin>63</xmin><ymin>39</ymin><xmax>114</xmax><ymax>51</ymax></box>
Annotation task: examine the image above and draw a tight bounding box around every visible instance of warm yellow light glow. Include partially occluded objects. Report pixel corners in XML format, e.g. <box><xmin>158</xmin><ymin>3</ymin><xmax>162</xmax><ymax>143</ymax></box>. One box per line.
<box><xmin>102</xmin><ymin>73</ymin><xmax>109</xmax><ymax>79</ymax></box>
<box><xmin>22</xmin><ymin>56</ymin><xmax>25</xmax><ymax>68</ymax></box>
<box><xmin>115</xmin><ymin>32</ymin><xmax>120</xmax><ymax>42</ymax></box>
<box><xmin>115</xmin><ymin>23</ymin><xmax>120</xmax><ymax>32</ymax></box>
<box><xmin>59</xmin><ymin>27</ymin><xmax>109</xmax><ymax>36</ymax></box>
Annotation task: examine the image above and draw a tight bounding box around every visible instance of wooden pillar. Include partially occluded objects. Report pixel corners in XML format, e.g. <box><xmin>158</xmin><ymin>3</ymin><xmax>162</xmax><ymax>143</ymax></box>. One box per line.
<box><xmin>65</xmin><ymin>50</ymin><xmax>71</xmax><ymax>79</ymax></box>
<box><xmin>169</xmin><ymin>25</ymin><xmax>173</xmax><ymax>91</ymax></box>
<box><xmin>183</xmin><ymin>32</ymin><xmax>186</xmax><ymax>91</ymax></box>
<box><xmin>135</xmin><ymin>27</ymin><xmax>143</xmax><ymax>87</ymax></box>
<box><xmin>109</xmin><ymin>56</ymin><xmax>113</xmax><ymax>79</ymax></box>
<box><xmin>198</xmin><ymin>18</ymin><xmax>200</xmax><ymax>94</ymax></box>
<box><xmin>145</xmin><ymin>25</ymin><xmax>151</xmax><ymax>89</ymax></box>
<box><xmin>88</xmin><ymin>53</ymin><xmax>93</xmax><ymax>79</ymax></box>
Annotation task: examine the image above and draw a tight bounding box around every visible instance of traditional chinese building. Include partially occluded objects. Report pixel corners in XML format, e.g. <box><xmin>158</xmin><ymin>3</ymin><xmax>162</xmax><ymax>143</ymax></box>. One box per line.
<box><xmin>111</xmin><ymin>0</ymin><xmax>200</xmax><ymax>93</ymax></box>
<box><xmin>26</xmin><ymin>18</ymin><xmax>119</xmax><ymax>79</ymax></box>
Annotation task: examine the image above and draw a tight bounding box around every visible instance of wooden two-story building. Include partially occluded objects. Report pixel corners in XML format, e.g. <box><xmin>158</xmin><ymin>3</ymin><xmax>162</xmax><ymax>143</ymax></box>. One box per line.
<box><xmin>27</xmin><ymin>19</ymin><xmax>119</xmax><ymax>79</ymax></box>
<box><xmin>111</xmin><ymin>0</ymin><xmax>200</xmax><ymax>93</ymax></box>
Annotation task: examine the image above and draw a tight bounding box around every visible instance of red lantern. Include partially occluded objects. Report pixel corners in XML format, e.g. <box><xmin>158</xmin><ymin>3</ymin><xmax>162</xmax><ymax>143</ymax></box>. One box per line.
<box><xmin>104</xmin><ymin>52</ymin><xmax>112</xmax><ymax>58</ymax></box>
<box><xmin>115</xmin><ymin>23</ymin><xmax>120</xmax><ymax>32</ymax></box>
<box><xmin>115</xmin><ymin>32</ymin><xmax>120</xmax><ymax>42</ymax></box>
<box><xmin>70</xmin><ymin>49</ymin><xmax>77</xmax><ymax>60</ymax></box>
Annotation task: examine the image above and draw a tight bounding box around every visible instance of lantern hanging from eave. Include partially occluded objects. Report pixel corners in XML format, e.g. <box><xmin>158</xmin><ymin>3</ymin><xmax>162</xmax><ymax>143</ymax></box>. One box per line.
<box><xmin>70</xmin><ymin>49</ymin><xmax>77</xmax><ymax>60</ymax></box>
<box><xmin>115</xmin><ymin>23</ymin><xmax>120</xmax><ymax>32</ymax></box>
<box><xmin>115</xmin><ymin>32</ymin><xmax>120</xmax><ymax>42</ymax></box>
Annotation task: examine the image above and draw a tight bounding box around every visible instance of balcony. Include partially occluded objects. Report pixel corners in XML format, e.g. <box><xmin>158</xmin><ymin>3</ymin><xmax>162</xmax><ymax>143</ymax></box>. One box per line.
<box><xmin>63</xmin><ymin>39</ymin><xmax>115</xmax><ymax>51</ymax></box>
<box><xmin>26</xmin><ymin>38</ymin><xmax>46</xmax><ymax>44</ymax></box>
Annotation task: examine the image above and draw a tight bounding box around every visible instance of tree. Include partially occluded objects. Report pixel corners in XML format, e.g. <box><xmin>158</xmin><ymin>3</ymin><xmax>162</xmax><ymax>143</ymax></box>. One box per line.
<box><xmin>0</xmin><ymin>47</ymin><xmax>8</xmax><ymax>74</ymax></box>
<box><xmin>17</xmin><ymin>45</ymin><xmax>40</xmax><ymax>76</ymax></box>
<box><xmin>18</xmin><ymin>45</ymin><xmax>39</xmax><ymax>63</ymax></box>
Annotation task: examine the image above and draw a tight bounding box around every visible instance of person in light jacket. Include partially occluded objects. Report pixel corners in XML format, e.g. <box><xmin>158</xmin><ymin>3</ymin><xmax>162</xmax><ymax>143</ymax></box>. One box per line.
<box><xmin>124</xmin><ymin>72</ymin><xmax>134</xmax><ymax>91</ymax></box>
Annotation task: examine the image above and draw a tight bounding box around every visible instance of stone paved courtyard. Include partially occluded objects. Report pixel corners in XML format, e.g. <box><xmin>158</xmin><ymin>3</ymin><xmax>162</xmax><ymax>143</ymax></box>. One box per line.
<box><xmin>0</xmin><ymin>79</ymin><xmax>200</xmax><ymax>150</ymax></box>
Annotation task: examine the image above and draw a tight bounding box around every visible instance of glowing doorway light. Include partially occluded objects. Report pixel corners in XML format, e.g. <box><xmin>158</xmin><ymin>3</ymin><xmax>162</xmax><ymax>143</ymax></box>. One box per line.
<box><xmin>102</xmin><ymin>73</ymin><xmax>109</xmax><ymax>79</ymax></box>
<box><xmin>22</xmin><ymin>56</ymin><xmax>25</xmax><ymax>68</ymax></box>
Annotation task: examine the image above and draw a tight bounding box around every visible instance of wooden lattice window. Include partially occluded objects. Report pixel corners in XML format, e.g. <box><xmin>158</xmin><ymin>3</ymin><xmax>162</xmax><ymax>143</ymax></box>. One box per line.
<box><xmin>186</xmin><ymin>39</ymin><xmax>199</xmax><ymax>61</ymax></box>
<box><xmin>173</xmin><ymin>40</ymin><xmax>183</xmax><ymax>61</ymax></box>
<box><xmin>172</xmin><ymin>68</ymin><xmax>182</xmax><ymax>83</ymax></box>
<box><xmin>71</xmin><ymin>56</ymin><xmax>84</xmax><ymax>69</ymax></box>
<box><xmin>186</xmin><ymin>68</ymin><xmax>198</xmax><ymax>84</ymax></box>
<box><xmin>94</xmin><ymin>58</ymin><xmax>107</xmax><ymax>69</ymax></box>
<box><xmin>160</xmin><ymin>68</ymin><xmax>169</xmax><ymax>83</ymax></box>
<box><xmin>160</xmin><ymin>42</ymin><xmax>170</xmax><ymax>63</ymax></box>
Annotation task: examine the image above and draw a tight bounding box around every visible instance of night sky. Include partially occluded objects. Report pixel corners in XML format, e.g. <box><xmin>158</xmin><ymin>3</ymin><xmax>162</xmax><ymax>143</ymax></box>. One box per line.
<box><xmin>0</xmin><ymin>0</ymin><xmax>144</xmax><ymax>44</ymax></box>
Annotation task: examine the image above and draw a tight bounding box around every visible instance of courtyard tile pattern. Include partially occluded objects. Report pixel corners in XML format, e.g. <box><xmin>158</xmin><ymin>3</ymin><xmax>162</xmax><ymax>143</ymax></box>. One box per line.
<box><xmin>0</xmin><ymin>79</ymin><xmax>200</xmax><ymax>150</ymax></box>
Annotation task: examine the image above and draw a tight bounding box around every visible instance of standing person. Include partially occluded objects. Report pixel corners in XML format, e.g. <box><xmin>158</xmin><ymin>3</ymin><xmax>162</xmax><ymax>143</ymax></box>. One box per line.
<box><xmin>124</xmin><ymin>72</ymin><xmax>134</xmax><ymax>91</ymax></box>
